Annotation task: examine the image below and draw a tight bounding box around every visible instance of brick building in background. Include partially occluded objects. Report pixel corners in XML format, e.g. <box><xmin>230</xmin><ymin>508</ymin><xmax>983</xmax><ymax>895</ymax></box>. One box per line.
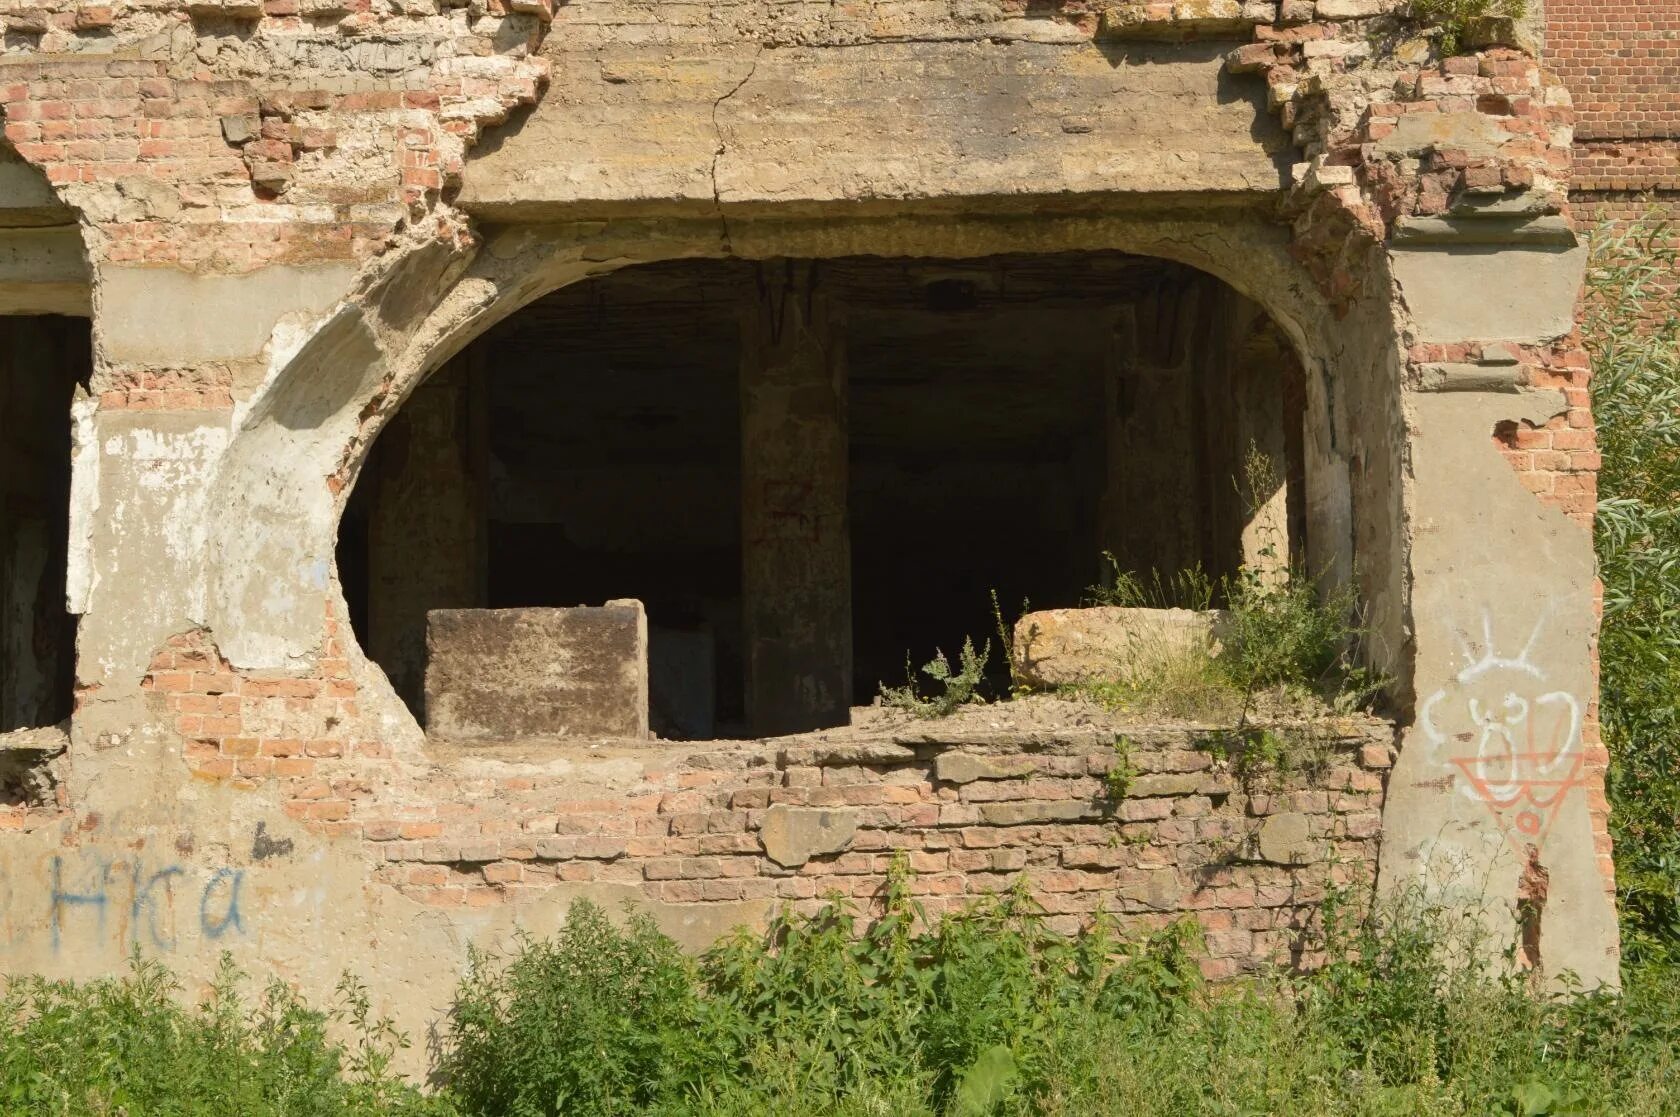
<box><xmin>1550</xmin><ymin>2</ymin><xmax>1680</xmax><ymax>228</ymax></box>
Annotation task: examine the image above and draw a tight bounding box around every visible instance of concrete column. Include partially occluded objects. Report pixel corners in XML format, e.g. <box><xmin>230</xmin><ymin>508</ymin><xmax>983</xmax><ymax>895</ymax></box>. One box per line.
<box><xmin>740</xmin><ymin>261</ymin><xmax>851</xmax><ymax>736</ymax></box>
<box><xmin>367</xmin><ymin>353</ymin><xmax>487</xmax><ymax>715</ymax></box>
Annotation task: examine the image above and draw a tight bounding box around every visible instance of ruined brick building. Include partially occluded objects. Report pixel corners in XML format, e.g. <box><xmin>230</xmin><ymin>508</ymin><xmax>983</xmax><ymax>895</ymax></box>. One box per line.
<box><xmin>0</xmin><ymin>0</ymin><xmax>1669</xmax><ymax>1039</ymax></box>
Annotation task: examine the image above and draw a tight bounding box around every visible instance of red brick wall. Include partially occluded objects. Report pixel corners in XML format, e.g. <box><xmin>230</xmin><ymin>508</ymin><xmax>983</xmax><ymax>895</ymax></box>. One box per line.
<box><xmin>0</xmin><ymin>623</ymin><xmax>1393</xmax><ymax>981</ymax></box>
<box><xmin>1548</xmin><ymin>2</ymin><xmax>1680</xmax><ymax>222</ymax></box>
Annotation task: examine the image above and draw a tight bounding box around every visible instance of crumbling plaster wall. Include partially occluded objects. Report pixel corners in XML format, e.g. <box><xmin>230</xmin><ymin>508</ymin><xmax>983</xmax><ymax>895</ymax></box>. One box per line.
<box><xmin>0</xmin><ymin>0</ymin><xmax>1619</xmax><ymax>1050</ymax></box>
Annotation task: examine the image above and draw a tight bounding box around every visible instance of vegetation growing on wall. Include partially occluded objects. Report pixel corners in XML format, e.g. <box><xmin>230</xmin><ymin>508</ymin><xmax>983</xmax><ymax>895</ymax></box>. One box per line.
<box><xmin>1410</xmin><ymin>0</ymin><xmax>1530</xmax><ymax>55</ymax></box>
<box><xmin>1588</xmin><ymin>218</ymin><xmax>1680</xmax><ymax>964</ymax></box>
<box><xmin>880</xmin><ymin>638</ymin><xmax>993</xmax><ymax>719</ymax></box>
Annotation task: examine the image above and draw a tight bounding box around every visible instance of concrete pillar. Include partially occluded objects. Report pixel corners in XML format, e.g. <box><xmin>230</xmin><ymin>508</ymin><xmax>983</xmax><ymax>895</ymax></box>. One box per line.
<box><xmin>367</xmin><ymin>353</ymin><xmax>487</xmax><ymax>715</ymax></box>
<box><xmin>740</xmin><ymin>261</ymin><xmax>851</xmax><ymax>736</ymax></box>
<box><xmin>1097</xmin><ymin>286</ymin><xmax>1203</xmax><ymax>582</ymax></box>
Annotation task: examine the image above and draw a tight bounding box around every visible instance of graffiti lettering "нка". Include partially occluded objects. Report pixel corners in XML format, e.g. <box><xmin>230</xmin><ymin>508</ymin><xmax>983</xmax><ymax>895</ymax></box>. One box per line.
<box><xmin>46</xmin><ymin>855</ymin><xmax>246</xmax><ymax>953</ymax></box>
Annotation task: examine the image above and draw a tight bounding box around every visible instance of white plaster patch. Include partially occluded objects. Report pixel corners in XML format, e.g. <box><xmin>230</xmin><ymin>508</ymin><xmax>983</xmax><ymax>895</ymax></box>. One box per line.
<box><xmin>66</xmin><ymin>396</ymin><xmax>100</xmax><ymax>615</ymax></box>
<box><xmin>81</xmin><ymin>416</ymin><xmax>232</xmax><ymax>684</ymax></box>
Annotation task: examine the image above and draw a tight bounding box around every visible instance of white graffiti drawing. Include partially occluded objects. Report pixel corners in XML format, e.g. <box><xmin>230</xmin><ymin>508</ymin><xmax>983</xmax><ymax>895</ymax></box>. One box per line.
<box><xmin>1420</xmin><ymin>610</ymin><xmax>1587</xmax><ymax>842</ymax></box>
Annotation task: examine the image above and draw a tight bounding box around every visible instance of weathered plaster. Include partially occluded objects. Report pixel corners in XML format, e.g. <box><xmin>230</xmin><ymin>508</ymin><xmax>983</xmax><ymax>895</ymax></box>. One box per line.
<box><xmin>99</xmin><ymin>265</ymin><xmax>356</xmax><ymax>366</ymax></box>
<box><xmin>1381</xmin><ymin>386</ymin><xmax>1617</xmax><ymax>987</ymax></box>
<box><xmin>77</xmin><ymin>411</ymin><xmax>229</xmax><ymax>691</ymax></box>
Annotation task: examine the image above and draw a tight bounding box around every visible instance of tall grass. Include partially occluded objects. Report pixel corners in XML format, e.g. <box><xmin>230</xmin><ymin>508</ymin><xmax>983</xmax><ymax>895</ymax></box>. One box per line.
<box><xmin>1588</xmin><ymin>218</ymin><xmax>1680</xmax><ymax>963</ymax></box>
<box><xmin>0</xmin><ymin>956</ymin><xmax>446</xmax><ymax>1117</ymax></box>
<box><xmin>434</xmin><ymin>872</ymin><xmax>1680</xmax><ymax>1116</ymax></box>
<box><xmin>5</xmin><ymin>878</ymin><xmax>1680</xmax><ymax>1114</ymax></box>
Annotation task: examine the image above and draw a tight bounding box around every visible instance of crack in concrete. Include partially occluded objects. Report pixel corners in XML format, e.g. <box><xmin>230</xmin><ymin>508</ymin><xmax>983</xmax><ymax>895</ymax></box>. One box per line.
<box><xmin>710</xmin><ymin>46</ymin><xmax>765</xmax><ymax>257</ymax></box>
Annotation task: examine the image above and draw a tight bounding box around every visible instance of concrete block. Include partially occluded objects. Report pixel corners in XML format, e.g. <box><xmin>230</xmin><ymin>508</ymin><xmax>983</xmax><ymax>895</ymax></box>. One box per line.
<box><xmin>934</xmin><ymin>752</ymin><xmax>1033</xmax><ymax>784</ymax></box>
<box><xmin>760</xmin><ymin>805</ymin><xmax>859</xmax><ymax>868</ymax></box>
<box><xmin>1256</xmin><ymin>812</ymin><xmax>1322</xmax><ymax>864</ymax></box>
<box><xmin>425</xmin><ymin>601</ymin><xmax>649</xmax><ymax>742</ymax></box>
<box><xmin>1391</xmin><ymin>242</ymin><xmax>1585</xmax><ymax>344</ymax></box>
<box><xmin>1012</xmin><ymin>606</ymin><xmax>1225</xmax><ymax>689</ymax></box>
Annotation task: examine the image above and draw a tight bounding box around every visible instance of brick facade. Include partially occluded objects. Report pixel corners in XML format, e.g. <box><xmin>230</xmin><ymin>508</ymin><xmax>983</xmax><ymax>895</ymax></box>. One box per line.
<box><xmin>100</xmin><ymin>623</ymin><xmax>1390</xmax><ymax>980</ymax></box>
<box><xmin>1548</xmin><ymin>2</ymin><xmax>1680</xmax><ymax>221</ymax></box>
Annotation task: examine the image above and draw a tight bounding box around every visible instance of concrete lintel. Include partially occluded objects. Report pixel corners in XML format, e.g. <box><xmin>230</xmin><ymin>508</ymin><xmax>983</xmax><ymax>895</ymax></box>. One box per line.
<box><xmin>1391</xmin><ymin>215</ymin><xmax>1578</xmax><ymax>247</ymax></box>
<box><xmin>1415</xmin><ymin>362</ymin><xmax>1521</xmax><ymax>394</ymax></box>
<box><xmin>100</xmin><ymin>264</ymin><xmax>356</xmax><ymax>365</ymax></box>
<box><xmin>0</xmin><ymin>226</ymin><xmax>90</xmax><ymax>316</ymax></box>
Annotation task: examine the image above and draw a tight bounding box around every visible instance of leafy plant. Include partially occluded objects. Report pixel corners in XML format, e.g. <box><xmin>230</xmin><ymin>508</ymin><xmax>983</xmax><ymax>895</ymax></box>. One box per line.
<box><xmin>11</xmin><ymin>890</ymin><xmax>1680</xmax><ymax>1115</ymax></box>
<box><xmin>1220</xmin><ymin>563</ymin><xmax>1386</xmax><ymax>714</ymax></box>
<box><xmin>0</xmin><ymin>953</ymin><xmax>448</xmax><ymax>1117</ymax></box>
<box><xmin>1105</xmin><ymin>735</ymin><xmax>1136</xmax><ymax>802</ymax></box>
<box><xmin>438</xmin><ymin>902</ymin><xmax>716</xmax><ymax>1115</ymax></box>
<box><xmin>880</xmin><ymin>637</ymin><xmax>992</xmax><ymax>719</ymax></box>
<box><xmin>1587</xmin><ymin>216</ymin><xmax>1680</xmax><ymax>963</ymax></box>
<box><xmin>1410</xmin><ymin>0</ymin><xmax>1529</xmax><ymax>55</ymax></box>
<box><xmin>429</xmin><ymin>876</ymin><xmax>1680</xmax><ymax>1116</ymax></box>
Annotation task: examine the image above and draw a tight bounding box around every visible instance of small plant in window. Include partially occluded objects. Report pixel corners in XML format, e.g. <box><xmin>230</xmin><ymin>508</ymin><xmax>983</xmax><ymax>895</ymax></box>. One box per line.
<box><xmin>1085</xmin><ymin>553</ymin><xmax>1215</xmax><ymax>611</ymax></box>
<box><xmin>990</xmin><ymin>588</ymin><xmax>1035</xmax><ymax>697</ymax></box>
<box><xmin>879</xmin><ymin>637</ymin><xmax>991</xmax><ymax>719</ymax></box>
<box><xmin>1410</xmin><ymin>0</ymin><xmax>1529</xmax><ymax>55</ymax></box>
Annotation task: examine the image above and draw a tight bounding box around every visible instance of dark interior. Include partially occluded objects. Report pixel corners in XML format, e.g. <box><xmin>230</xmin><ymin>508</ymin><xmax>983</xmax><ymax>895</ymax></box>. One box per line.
<box><xmin>0</xmin><ymin>314</ymin><xmax>88</xmax><ymax>734</ymax></box>
<box><xmin>339</xmin><ymin>252</ymin><xmax>1305</xmax><ymax>739</ymax></box>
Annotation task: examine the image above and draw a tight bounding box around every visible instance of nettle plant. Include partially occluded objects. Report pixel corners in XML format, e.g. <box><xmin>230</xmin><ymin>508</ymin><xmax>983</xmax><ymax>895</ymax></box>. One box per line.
<box><xmin>1410</xmin><ymin>0</ymin><xmax>1529</xmax><ymax>55</ymax></box>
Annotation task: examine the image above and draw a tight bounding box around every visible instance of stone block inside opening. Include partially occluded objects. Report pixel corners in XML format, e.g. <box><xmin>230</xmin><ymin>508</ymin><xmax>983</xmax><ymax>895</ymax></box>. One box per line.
<box><xmin>424</xmin><ymin>601</ymin><xmax>650</xmax><ymax>743</ymax></box>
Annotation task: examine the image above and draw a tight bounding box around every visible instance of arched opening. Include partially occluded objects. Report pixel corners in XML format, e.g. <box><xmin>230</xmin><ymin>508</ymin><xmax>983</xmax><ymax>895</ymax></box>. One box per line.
<box><xmin>336</xmin><ymin>251</ymin><xmax>1307</xmax><ymax>741</ymax></box>
<box><xmin>0</xmin><ymin>314</ymin><xmax>88</xmax><ymax>735</ymax></box>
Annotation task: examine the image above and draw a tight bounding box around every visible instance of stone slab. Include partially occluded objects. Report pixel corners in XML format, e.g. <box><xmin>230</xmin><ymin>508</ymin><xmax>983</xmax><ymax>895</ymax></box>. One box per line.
<box><xmin>425</xmin><ymin>601</ymin><xmax>650</xmax><ymax>742</ymax></box>
<box><xmin>460</xmin><ymin>31</ymin><xmax>1290</xmax><ymax>216</ymax></box>
<box><xmin>760</xmin><ymin>805</ymin><xmax>858</xmax><ymax>868</ymax></box>
<box><xmin>1012</xmin><ymin>606</ymin><xmax>1225</xmax><ymax>689</ymax></box>
<box><xmin>1390</xmin><ymin>243</ymin><xmax>1586</xmax><ymax>344</ymax></box>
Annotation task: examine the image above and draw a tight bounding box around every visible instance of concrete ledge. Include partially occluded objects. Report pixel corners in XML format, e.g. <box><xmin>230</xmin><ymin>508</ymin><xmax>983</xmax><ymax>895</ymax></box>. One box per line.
<box><xmin>0</xmin><ymin>227</ymin><xmax>90</xmax><ymax>315</ymax></box>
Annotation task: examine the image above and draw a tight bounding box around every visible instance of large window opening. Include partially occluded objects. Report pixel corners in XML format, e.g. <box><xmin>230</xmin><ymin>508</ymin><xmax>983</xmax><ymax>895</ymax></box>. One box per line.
<box><xmin>0</xmin><ymin>314</ymin><xmax>88</xmax><ymax>734</ymax></box>
<box><xmin>339</xmin><ymin>252</ymin><xmax>1306</xmax><ymax>742</ymax></box>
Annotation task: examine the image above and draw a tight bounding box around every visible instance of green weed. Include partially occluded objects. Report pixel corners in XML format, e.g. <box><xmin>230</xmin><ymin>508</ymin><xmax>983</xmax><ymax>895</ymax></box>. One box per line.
<box><xmin>1105</xmin><ymin>735</ymin><xmax>1136</xmax><ymax>802</ymax></box>
<box><xmin>0</xmin><ymin>953</ymin><xmax>446</xmax><ymax>1117</ymax></box>
<box><xmin>881</xmin><ymin>637</ymin><xmax>992</xmax><ymax>719</ymax></box>
<box><xmin>1085</xmin><ymin>553</ymin><xmax>1215</xmax><ymax>612</ymax></box>
<box><xmin>1588</xmin><ymin>216</ymin><xmax>1680</xmax><ymax>963</ymax></box>
<box><xmin>7</xmin><ymin>892</ymin><xmax>1680</xmax><ymax>1115</ymax></box>
<box><xmin>1410</xmin><ymin>0</ymin><xmax>1529</xmax><ymax>54</ymax></box>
